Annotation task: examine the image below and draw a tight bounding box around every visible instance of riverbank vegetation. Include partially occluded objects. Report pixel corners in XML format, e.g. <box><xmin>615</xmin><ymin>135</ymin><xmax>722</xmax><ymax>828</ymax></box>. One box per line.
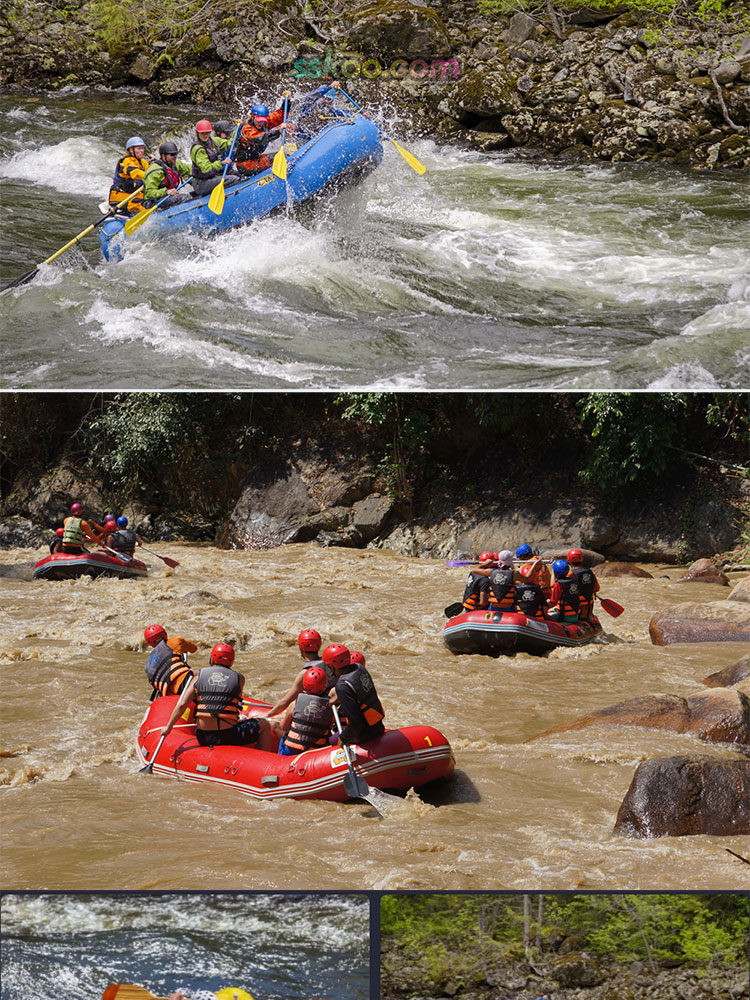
<box><xmin>381</xmin><ymin>893</ymin><xmax>749</xmax><ymax>999</ymax></box>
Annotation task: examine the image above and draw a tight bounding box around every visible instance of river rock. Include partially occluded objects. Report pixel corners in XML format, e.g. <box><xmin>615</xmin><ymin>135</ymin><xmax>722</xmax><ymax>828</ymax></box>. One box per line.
<box><xmin>530</xmin><ymin>687</ymin><xmax>750</xmax><ymax>744</ymax></box>
<box><xmin>681</xmin><ymin>557</ymin><xmax>730</xmax><ymax>585</ymax></box>
<box><xmin>703</xmin><ymin>653</ymin><xmax>750</xmax><ymax>687</ymax></box>
<box><xmin>551</xmin><ymin>952</ymin><xmax>605</xmax><ymax>987</ymax></box>
<box><xmin>727</xmin><ymin>575</ymin><xmax>750</xmax><ymax>602</ymax></box>
<box><xmin>596</xmin><ymin>561</ymin><xmax>653</xmax><ymax>578</ymax></box>
<box><xmin>0</xmin><ymin>516</ymin><xmax>50</xmax><ymax>550</ymax></box>
<box><xmin>350</xmin><ymin>493</ymin><xmax>393</xmax><ymax>543</ymax></box>
<box><xmin>0</xmin><ymin>560</ymin><xmax>36</xmax><ymax>580</ymax></box>
<box><xmin>649</xmin><ymin>600</ymin><xmax>750</xmax><ymax>644</ymax></box>
<box><xmin>715</xmin><ymin>58</ymin><xmax>742</xmax><ymax>84</ymax></box>
<box><xmin>503</xmin><ymin>12</ymin><xmax>537</xmax><ymax>46</ymax></box>
<box><xmin>543</xmin><ymin>547</ymin><xmax>605</xmax><ymax>567</ymax></box>
<box><xmin>344</xmin><ymin>2</ymin><xmax>452</xmax><ymax>60</ymax></box>
<box><xmin>614</xmin><ymin>754</ymin><xmax>750</xmax><ymax>837</ymax></box>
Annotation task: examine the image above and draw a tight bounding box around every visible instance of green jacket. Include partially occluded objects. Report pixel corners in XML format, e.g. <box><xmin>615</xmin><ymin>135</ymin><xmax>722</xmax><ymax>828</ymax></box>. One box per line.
<box><xmin>143</xmin><ymin>158</ymin><xmax>191</xmax><ymax>200</ymax></box>
<box><xmin>190</xmin><ymin>135</ymin><xmax>231</xmax><ymax>179</ymax></box>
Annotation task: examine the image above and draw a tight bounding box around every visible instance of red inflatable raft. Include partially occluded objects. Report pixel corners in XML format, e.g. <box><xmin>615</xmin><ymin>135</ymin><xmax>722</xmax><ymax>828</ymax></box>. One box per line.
<box><xmin>136</xmin><ymin>694</ymin><xmax>455</xmax><ymax>801</ymax></box>
<box><xmin>443</xmin><ymin>609</ymin><xmax>603</xmax><ymax>656</ymax></box>
<box><xmin>32</xmin><ymin>550</ymin><xmax>149</xmax><ymax>580</ymax></box>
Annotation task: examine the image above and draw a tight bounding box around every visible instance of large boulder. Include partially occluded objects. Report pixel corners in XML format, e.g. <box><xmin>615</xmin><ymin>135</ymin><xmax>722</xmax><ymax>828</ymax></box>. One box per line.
<box><xmin>649</xmin><ymin>600</ymin><xmax>750</xmax><ymax>644</ymax></box>
<box><xmin>703</xmin><ymin>653</ymin><xmax>750</xmax><ymax>688</ymax></box>
<box><xmin>597</xmin><ymin>561</ymin><xmax>653</xmax><ymax>578</ymax></box>
<box><xmin>551</xmin><ymin>953</ymin><xmax>605</xmax><ymax>988</ymax></box>
<box><xmin>614</xmin><ymin>754</ymin><xmax>750</xmax><ymax>837</ymax></box>
<box><xmin>728</xmin><ymin>575</ymin><xmax>750</xmax><ymax>603</ymax></box>
<box><xmin>681</xmin><ymin>558</ymin><xmax>730</xmax><ymax>585</ymax></box>
<box><xmin>529</xmin><ymin>687</ymin><xmax>750</xmax><ymax>745</ymax></box>
<box><xmin>343</xmin><ymin>2</ymin><xmax>452</xmax><ymax>60</ymax></box>
<box><xmin>0</xmin><ymin>516</ymin><xmax>50</xmax><ymax>550</ymax></box>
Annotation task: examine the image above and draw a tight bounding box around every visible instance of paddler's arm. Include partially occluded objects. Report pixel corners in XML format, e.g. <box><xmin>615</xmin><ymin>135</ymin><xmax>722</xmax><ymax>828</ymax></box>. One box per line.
<box><xmin>160</xmin><ymin>676</ymin><xmax>197</xmax><ymax>736</ymax></box>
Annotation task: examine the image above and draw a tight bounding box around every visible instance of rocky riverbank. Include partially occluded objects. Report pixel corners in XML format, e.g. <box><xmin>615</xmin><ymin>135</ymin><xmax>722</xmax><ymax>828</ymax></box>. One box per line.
<box><xmin>1</xmin><ymin>0</ymin><xmax>748</xmax><ymax>171</ymax></box>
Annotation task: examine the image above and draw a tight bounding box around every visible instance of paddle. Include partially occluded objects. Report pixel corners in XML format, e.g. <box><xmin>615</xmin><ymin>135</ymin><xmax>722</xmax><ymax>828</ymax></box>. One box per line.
<box><xmin>102</xmin><ymin>544</ymin><xmax>133</xmax><ymax>563</ymax></box>
<box><xmin>124</xmin><ymin>176</ymin><xmax>193</xmax><ymax>235</ymax></box>
<box><xmin>140</xmin><ymin>545</ymin><xmax>180</xmax><ymax>568</ymax></box>
<box><xmin>139</xmin><ymin>732</ymin><xmax>168</xmax><ymax>773</ymax></box>
<box><xmin>331</xmin><ymin>705</ymin><xmax>400</xmax><ymax>816</ymax></box>
<box><xmin>208</xmin><ymin>125</ymin><xmax>241</xmax><ymax>215</ymax></box>
<box><xmin>101</xmin><ymin>988</ymin><xmax>170</xmax><ymax>1000</ymax></box>
<box><xmin>272</xmin><ymin>92</ymin><xmax>290</xmax><ymax>179</ymax></box>
<box><xmin>216</xmin><ymin>989</ymin><xmax>255</xmax><ymax>1000</ymax></box>
<box><xmin>446</xmin><ymin>559</ymin><xmax>552</xmax><ymax>568</ymax></box>
<box><xmin>444</xmin><ymin>602</ymin><xmax>464</xmax><ymax>618</ymax></box>
<box><xmin>596</xmin><ymin>594</ymin><xmax>624</xmax><ymax>618</ymax></box>
<box><xmin>0</xmin><ymin>186</ymin><xmax>143</xmax><ymax>294</ymax></box>
<box><xmin>338</xmin><ymin>89</ymin><xmax>426</xmax><ymax>174</ymax></box>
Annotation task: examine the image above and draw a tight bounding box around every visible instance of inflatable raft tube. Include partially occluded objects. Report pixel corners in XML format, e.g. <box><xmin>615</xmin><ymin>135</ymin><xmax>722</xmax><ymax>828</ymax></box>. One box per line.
<box><xmin>443</xmin><ymin>609</ymin><xmax>603</xmax><ymax>656</ymax></box>
<box><xmin>32</xmin><ymin>550</ymin><xmax>149</xmax><ymax>580</ymax></box>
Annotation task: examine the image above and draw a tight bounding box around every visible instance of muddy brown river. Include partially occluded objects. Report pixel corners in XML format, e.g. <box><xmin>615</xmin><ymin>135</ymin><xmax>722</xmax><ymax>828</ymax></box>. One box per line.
<box><xmin>1</xmin><ymin>542</ymin><xmax>747</xmax><ymax>891</ymax></box>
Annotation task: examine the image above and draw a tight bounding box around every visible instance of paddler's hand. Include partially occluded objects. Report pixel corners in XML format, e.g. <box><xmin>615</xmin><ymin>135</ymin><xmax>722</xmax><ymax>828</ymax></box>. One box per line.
<box><xmin>285</xmin><ymin>122</ymin><xmax>296</xmax><ymax>133</ymax></box>
<box><xmin>331</xmin><ymin>80</ymin><xmax>340</xmax><ymax>89</ymax></box>
<box><xmin>283</xmin><ymin>90</ymin><xmax>290</xmax><ymax>98</ymax></box>
<box><xmin>221</xmin><ymin>156</ymin><xmax>233</xmax><ymax>165</ymax></box>
<box><xmin>328</xmin><ymin>733</ymin><xmax>339</xmax><ymax>745</ymax></box>
<box><xmin>160</xmin><ymin>724</ymin><xmax>172</xmax><ymax>738</ymax></box>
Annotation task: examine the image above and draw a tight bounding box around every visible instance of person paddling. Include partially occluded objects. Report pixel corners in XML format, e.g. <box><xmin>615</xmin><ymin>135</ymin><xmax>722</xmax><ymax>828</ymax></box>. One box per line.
<box><xmin>143</xmin><ymin>142</ymin><xmax>193</xmax><ymax>209</ymax></box>
<box><xmin>461</xmin><ymin>551</ymin><xmax>494</xmax><ymax>611</ymax></box>
<box><xmin>109</xmin><ymin>135</ymin><xmax>150</xmax><ymax>215</ymax></box>
<box><xmin>190</xmin><ymin>119</ymin><xmax>241</xmax><ymax>197</ymax></box>
<box><xmin>160</xmin><ymin>642</ymin><xmax>280</xmax><ymax>750</ymax></box>
<box><xmin>61</xmin><ymin>502</ymin><xmax>104</xmax><ymax>553</ymax></box>
<box><xmin>108</xmin><ymin>515</ymin><xmax>143</xmax><ymax>556</ymax></box>
<box><xmin>567</xmin><ymin>547</ymin><xmax>600</xmax><ymax>620</ymax></box>
<box><xmin>277</xmin><ymin>664</ymin><xmax>334</xmax><ymax>756</ymax></box>
<box><xmin>323</xmin><ymin>644</ymin><xmax>385</xmax><ymax>747</ymax></box>
<box><xmin>235</xmin><ymin>96</ymin><xmax>295</xmax><ymax>176</ymax></box>
<box><xmin>143</xmin><ymin>624</ymin><xmax>197</xmax><ymax>699</ymax></box>
<box><xmin>263</xmin><ymin>628</ymin><xmax>336</xmax><ymax>732</ymax></box>
<box><xmin>547</xmin><ymin>559</ymin><xmax>581</xmax><ymax>623</ymax></box>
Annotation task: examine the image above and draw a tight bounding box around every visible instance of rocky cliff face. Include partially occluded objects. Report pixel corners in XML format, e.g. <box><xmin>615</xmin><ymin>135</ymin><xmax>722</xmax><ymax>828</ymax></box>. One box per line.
<box><xmin>1</xmin><ymin>0</ymin><xmax>747</xmax><ymax>170</ymax></box>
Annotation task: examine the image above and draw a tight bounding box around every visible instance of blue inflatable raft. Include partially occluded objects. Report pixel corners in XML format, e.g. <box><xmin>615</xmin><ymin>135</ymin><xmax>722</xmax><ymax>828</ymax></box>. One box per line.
<box><xmin>98</xmin><ymin>116</ymin><xmax>383</xmax><ymax>260</ymax></box>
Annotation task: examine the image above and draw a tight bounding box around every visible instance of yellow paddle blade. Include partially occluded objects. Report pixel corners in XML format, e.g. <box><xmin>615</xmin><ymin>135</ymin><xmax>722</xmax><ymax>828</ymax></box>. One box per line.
<box><xmin>216</xmin><ymin>989</ymin><xmax>255</xmax><ymax>1000</ymax></box>
<box><xmin>390</xmin><ymin>139</ymin><xmax>426</xmax><ymax>175</ymax></box>
<box><xmin>272</xmin><ymin>146</ymin><xmax>287</xmax><ymax>179</ymax></box>
<box><xmin>285</xmin><ymin>141</ymin><xmax>298</xmax><ymax>154</ymax></box>
<box><xmin>124</xmin><ymin>205</ymin><xmax>156</xmax><ymax>236</ymax></box>
<box><xmin>208</xmin><ymin>178</ymin><xmax>226</xmax><ymax>215</ymax></box>
<box><xmin>102</xmin><ymin>986</ymin><xmax>170</xmax><ymax>1000</ymax></box>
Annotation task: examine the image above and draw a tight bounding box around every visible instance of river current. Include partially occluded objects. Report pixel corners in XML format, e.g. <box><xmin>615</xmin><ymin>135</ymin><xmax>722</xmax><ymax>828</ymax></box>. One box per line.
<box><xmin>1</xmin><ymin>541</ymin><xmax>747</xmax><ymax>891</ymax></box>
<box><xmin>1</xmin><ymin>90</ymin><xmax>748</xmax><ymax>390</ymax></box>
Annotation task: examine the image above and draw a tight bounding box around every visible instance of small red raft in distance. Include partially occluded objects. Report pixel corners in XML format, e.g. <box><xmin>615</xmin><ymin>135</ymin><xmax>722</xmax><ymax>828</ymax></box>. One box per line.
<box><xmin>32</xmin><ymin>550</ymin><xmax>149</xmax><ymax>580</ymax></box>
<box><xmin>136</xmin><ymin>694</ymin><xmax>455</xmax><ymax>801</ymax></box>
<box><xmin>443</xmin><ymin>609</ymin><xmax>603</xmax><ymax>656</ymax></box>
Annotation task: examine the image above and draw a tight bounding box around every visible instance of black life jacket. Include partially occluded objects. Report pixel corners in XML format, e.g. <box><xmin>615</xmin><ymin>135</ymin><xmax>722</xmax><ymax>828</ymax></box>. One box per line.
<box><xmin>462</xmin><ymin>571</ymin><xmax>488</xmax><ymax>611</ymax></box>
<box><xmin>145</xmin><ymin>640</ymin><xmax>192</xmax><ymax>697</ymax></box>
<box><xmin>194</xmin><ymin>665</ymin><xmax>242</xmax><ymax>724</ymax></box>
<box><xmin>514</xmin><ymin>581</ymin><xmax>546</xmax><ymax>619</ymax></box>
<box><xmin>489</xmin><ymin>568</ymin><xmax>515</xmax><ymax>609</ymax></box>
<box><xmin>555</xmin><ymin>576</ymin><xmax>581</xmax><ymax>617</ymax></box>
<box><xmin>571</xmin><ymin>566</ymin><xmax>596</xmax><ymax>601</ymax></box>
<box><xmin>284</xmin><ymin>692</ymin><xmax>333</xmax><ymax>752</ymax></box>
<box><xmin>236</xmin><ymin>122</ymin><xmax>273</xmax><ymax>161</ymax></box>
<box><xmin>336</xmin><ymin>664</ymin><xmax>385</xmax><ymax>732</ymax></box>
<box><xmin>190</xmin><ymin>138</ymin><xmax>223</xmax><ymax>180</ymax></box>
<box><xmin>112</xmin><ymin>528</ymin><xmax>136</xmax><ymax>551</ymax></box>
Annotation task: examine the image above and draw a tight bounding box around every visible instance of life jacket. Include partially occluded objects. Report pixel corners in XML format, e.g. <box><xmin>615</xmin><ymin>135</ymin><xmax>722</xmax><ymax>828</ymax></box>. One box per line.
<box><xmin>190</xmin><ymin>138</ymin><xmax>223</xmax><ymax>180</ymax></box>
<box><xmin>194</xmin><ymin>665</ymin><xmax>242</xmax><ymax>726</ymax></box>
<box><xmin>571</xmin><ymin>566</ymin><xmax>596</xmax><ymax>617</ymax></box>
<box><xmin>62</xmin><ymin>516</ymin><xmax>83</xmax><ymax>547</ymax></box>
<box><xmin>111</xmin><ymin>154</ymin><xmax>148</xmax><ymax>193</ymax></box>
<box><xmin>462</xmin><ymin>571</ymin><xmax>488</xmax><ymax>611</ymax></box>
<box><xmin>554</xmin><ymin>576</ymin><xmax>580</xmax><ymax>619</ymax></box>
<box><xmin>514</xmin><ymin>581</ymin><xmax>546</xmax><ymax>619</ymax></box>
<box><xmin>489</xmin><ymin>568</ymin><xmax>515</xmax><ymax>610</ymax></box>
<box><xmin>111</xmin><ymin>528</ymin><xmax>136</xmax><ymax>552</ymax></box>
<box><xmin>336</xmin><ymin>664</ymin><xmax>385</xmax><ymax>731</ymax></box>
<box><xmin>283</xmin><ymin>692</ymin><xmax>333</xmax><ymax>752</ymax></box>
<box><xmin>521</xmin><ymin>558</ymin><xmax>552</xmax><ymax>596</ymax></box>
<box><xmin>144</xmin><ymin>639</ymin><xmax>193</xmax><ymax>697</ymax></box>
<box><xmin>236</xmin><ymin>121</ymin><xmax>273</xmax><ymax>163</ymax></box>
<box><xmin>144</xmin><ymin>157</ymin><xmax>181</xmax><ymax>194</ymax></box>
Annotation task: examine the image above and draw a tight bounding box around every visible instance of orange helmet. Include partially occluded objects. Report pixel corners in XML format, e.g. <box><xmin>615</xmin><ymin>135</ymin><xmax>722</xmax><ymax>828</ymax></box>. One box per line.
<box><xmin>144</xmin><ymin>624</ymin><xmax>167</xmax><ymax>647</ymax></box>
<box><xmin>303</xmin><ymin>665</ymin><xmax>328</xmax><ymax>695</ymax></box>
<box><xmin>210</xmin><ymin>642</ymin><xmax>235</xmax><ymax>667</ymax></box>
<box><xmin>321</xmin><ymin>643</ymin><xmax>350</xmax><ymax>670</ymax></box>
<box><xmin>298</xmin><ymin>628</ymin><xmax>322</xmax><ymax>652</ymax></box>
<box><xmin>196</xmin><ymin>118</ymin><xmax>212</xmax><ymax>133</ymax></box>
<box><xmin>567</xmin><ymin>548</ymin><xmax>583</xmax><ymax>565</ymax></box>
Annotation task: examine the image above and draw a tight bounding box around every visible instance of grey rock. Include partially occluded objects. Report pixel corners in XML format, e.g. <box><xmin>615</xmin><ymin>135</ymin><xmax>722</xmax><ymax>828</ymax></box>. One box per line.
<box><xmin>503</xmin><ymin>12</ymin><xmax>537</xmax><ymax>46</ymax></box>
<box><xmin>715</xmin><ymin>58</ymin><xmax>741</xmax><ymax>83</ymax></box>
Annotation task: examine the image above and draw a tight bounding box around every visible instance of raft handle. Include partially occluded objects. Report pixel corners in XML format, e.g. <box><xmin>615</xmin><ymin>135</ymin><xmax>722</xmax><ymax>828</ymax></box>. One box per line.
<box><xmin>262</xmin><ymin>775</ymin><xmax>279</xmax><ymax>786</ymax></box>
<box><xmin>195</xmin><ymin>764</ymin><xmax>210</xmax><ymax>773</ymax></box>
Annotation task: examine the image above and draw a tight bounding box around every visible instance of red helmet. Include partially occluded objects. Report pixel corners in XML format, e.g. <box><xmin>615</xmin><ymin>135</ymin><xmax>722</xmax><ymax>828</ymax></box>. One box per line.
<box><xmin>196</xmin><ymin>118</ymin><xmax>212</xmax><ymax>132</ymax></box>
<box><xmin>144</xmin><ymin>624</ymin><xmax>167</xmax><ymax>647</ymax></box>
<box><xmin>349</xmin><ymin>650</ymin><xmax>366</xmax><ymax>667</ymax></box>
<box><xmin>55</xmin><ymin>527</ymin><xmax>65</xmax><ymax>537</ymax></box>
<box><xmin>567</xmin><ymin>548</ymin><xmax>583</xmax><ymax>565</ymax></box>
<box><xmin>302</xmin><ymin>665</ymin><xmax>328</xmax><ymax>695</ymax></box>
<box><xmin>210</xmin><ymin>642</ymin><xmax>235</xmax><ymax>667</ymax></box>
<box><xmin>105</xmin><ymin>520</ymin><xmax>117</xmax><ymax>531</ymax></box>
<box><xmin>298</xmin><ymin>628</ymin><xmax>322</xmax><ymax>652</ymax></box>
<box><xmin>321</xmin><ymin>643</ymin><xmax>350</xmax><ymax>670</ymax></box>
<box><xmin>478</xmin><ymin>551</ymin><xmax>496</xmax><ymax>564</ymax></box>
<box><xmin>70</xmin><ymin>502</ymin><xmax>82</xmax><ymax>514</ymax></box>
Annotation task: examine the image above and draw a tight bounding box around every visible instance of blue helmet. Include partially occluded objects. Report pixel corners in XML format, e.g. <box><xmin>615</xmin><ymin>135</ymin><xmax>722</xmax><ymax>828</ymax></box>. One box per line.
<box><xmin>116</xmin><ymin>516</ymin><xmax>128</xmax><ymax>528</ymax></box>
<box><xmin>515</xmin><ymin>544</ymin><xmax>533</xmax><ymax>559</ymax></box>
<box><xmin>250</xmin><ymin>104</ymin><xmax>269</xmax><ymax>118</ymax></box>
<box><xmin>126</xmin><ymin>136</ymin><xmax>146</xmax><ymax>149</ymax></box>
<box><xmin>552</xmin><ymin>559</ymin><xmax>569</xmax><ymax>578</ymax></box>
